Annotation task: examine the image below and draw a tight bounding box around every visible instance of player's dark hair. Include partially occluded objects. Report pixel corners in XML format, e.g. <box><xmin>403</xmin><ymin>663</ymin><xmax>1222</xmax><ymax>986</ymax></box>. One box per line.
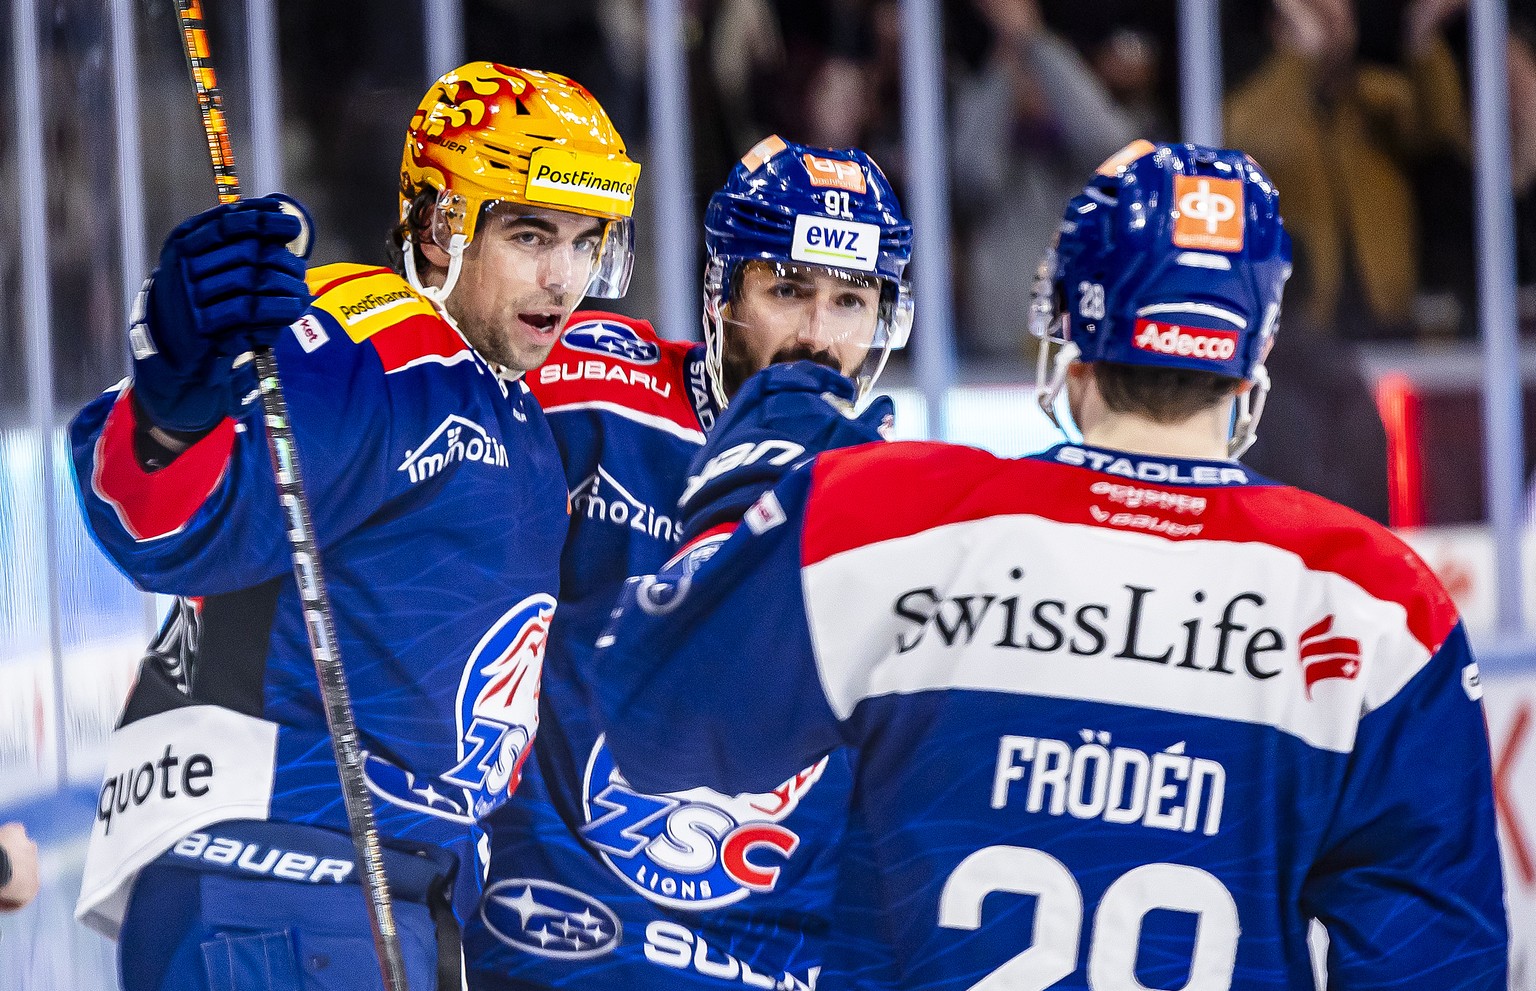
<box><xmin>1091</xmin><ymin>362</ymin><xmax>1241</xmax><ymax>424</ymax></box>
<box><xmin>387</xmin><ymin>185</ymin><xmax>439</xmax><ymax>276</ymax></box>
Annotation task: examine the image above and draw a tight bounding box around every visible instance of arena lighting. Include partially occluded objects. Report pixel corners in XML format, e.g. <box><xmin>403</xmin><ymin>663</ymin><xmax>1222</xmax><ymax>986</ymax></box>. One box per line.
<box><xmin>1374</xmin><ymin>373</ymin><xmax>1425</xmax><ymax>530</ymax></box>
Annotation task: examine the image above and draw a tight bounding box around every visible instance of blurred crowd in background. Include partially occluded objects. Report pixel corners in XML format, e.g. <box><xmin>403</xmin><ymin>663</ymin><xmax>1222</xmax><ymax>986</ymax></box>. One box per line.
<box><xmin>9</xmin><ymin>0</ymin><xmax>1536</xmax><ymax>524</ymax></box>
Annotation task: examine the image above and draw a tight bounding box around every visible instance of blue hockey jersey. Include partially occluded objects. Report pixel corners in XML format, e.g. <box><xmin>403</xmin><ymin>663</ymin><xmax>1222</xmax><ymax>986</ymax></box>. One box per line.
<box><xmin>71</xmin><ymin>263</ymin><xmax>569</xmax><ymax>933</ymax></box>
<box><xmin>593</xmin><ymin>440</ymin><xmax>1509</xmax><ymax>990</ymax></box>
<box><xmin>463</xmin><ymin>312</ymin><xmax>849</xmax><ymax>990</ymax></box>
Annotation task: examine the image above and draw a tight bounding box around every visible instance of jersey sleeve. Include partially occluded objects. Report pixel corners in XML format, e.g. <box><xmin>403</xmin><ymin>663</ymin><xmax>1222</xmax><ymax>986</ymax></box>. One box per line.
<box><xmin>1300</xmin><ymin>620</ymin><xmax>1508</xmax><ymax>989</ymax></box>
<box><xmin>591</xmin><ymin>464</ymin><xmax>845</xmax><ymax>797</ymax></box>
<box><xmin>70</xmin><ymin>301</ymin><xmax>397</xmax><ymax>596</ymax></box>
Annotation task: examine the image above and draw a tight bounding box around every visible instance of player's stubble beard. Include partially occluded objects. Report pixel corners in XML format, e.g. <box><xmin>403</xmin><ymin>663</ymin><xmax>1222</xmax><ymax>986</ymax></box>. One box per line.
<box><xmin>456</xmin><ymin>289</ymin><xmax>574</xmax><ymax>375</ymax></box>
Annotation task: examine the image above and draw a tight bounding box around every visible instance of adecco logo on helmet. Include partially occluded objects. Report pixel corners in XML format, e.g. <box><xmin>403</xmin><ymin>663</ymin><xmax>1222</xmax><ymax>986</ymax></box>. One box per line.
<box><xmin>526</xmin><ymin>147</ymin><xmax>641</xmax><ymax>217</ymax></box>
<box><xmin>1132</xmin><ymin>319</ymin><xmax>1238</xmax><ymax>361</ymax></box>
<box><xmin>790</xmin><ymin>214</ymin><xmax>879</xmax><ymax>272</ymax></box>
<box><xmin>1172</xmin><ymin>175</ymin><xmax>1244</xmax><ymax>253</ymax></box>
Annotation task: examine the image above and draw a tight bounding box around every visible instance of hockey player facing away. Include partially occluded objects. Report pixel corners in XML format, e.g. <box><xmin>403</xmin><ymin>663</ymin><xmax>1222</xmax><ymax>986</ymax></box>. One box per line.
<box><xmin>590</xmin><ymin>143</ymin><xmax>1509</xmax><ymax>990</ymax></box>
<box><xmin>464</xmin><ymin>135</ymin><xmax>911</xmax><ymax>990</ymax></box>
<box><xmin>69</xmin><ymin>63</ymin><xmax>638</xmax><ymax>991</ymax></box>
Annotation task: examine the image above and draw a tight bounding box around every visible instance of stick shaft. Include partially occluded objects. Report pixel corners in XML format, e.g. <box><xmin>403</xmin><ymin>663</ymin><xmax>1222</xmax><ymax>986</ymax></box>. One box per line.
<box><xmin>170</xmin><ymin>4</ymin><xmax>410</xmax><ymax>989</ymax></box>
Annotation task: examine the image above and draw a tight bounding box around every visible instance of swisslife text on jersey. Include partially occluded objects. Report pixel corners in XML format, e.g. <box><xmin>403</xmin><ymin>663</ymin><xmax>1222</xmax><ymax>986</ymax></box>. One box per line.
<box><xmin>70</xmin><ymin>263</ymin><xmax>569</xmax><ymax>936</ymax></box>
<box><xmin>592</xmin><ymin>441</ymin><xmax>1508</xmax><ymax>990</ymax></box>
<box><xmin>463</xmin><ymin>312</ymin><xmax>844</xmax><ymax>991</ymax></box>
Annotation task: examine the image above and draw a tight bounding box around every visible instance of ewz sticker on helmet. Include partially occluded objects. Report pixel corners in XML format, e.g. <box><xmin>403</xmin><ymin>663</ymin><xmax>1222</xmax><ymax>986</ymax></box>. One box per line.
<box><xmin>790</xmin><ymin>214</ymin><xmax>880</xmax><ymax>272</ymax></box>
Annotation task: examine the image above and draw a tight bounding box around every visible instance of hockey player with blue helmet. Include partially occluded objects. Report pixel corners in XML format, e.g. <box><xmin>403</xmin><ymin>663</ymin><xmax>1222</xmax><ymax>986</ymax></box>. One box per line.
<box><xmin>592</xmin><ymin>142</ymin><xmax>1508</xmax><ymax>990</ymax></box>
<box><xmin>701</xmin><ymin>134</ymin><xmax>913</xmax><ymax>409</ymax></box>
<box><xmin>464</xmin><ymin>136</ymin><xmax>913</xmax><ymax>990</ymax></box>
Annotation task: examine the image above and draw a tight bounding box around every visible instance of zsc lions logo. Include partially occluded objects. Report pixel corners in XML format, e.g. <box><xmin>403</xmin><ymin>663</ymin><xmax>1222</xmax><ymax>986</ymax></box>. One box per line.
<box><xmin>442</xmin><ymin>593</ymin><xmax>554</xmax><ymax>820</ymax></box>
<box><xmin>579</xmin><ymin>735</ymin><xmax>827</xmax><ymax>909</ymax></box>
<box><xmin>480</xmin><ymin>878</ymin><xmax>621</xmax><ymax>960</ymax></box>
<box><xmin>562</xmin><ymin>318</ymin><xmax>659</xmax><ymax>364</ymax></box>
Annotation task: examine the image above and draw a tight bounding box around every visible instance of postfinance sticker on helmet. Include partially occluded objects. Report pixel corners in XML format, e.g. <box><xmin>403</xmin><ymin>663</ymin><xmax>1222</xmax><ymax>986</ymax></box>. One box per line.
<box><xmin>525</xmin><ymin>147</ymin><xmax>641</xmax><ymax>218</ymax></box>
<box><xmin>1172</xmin><ymin>174</ymin><xmax>1244</xmax><ymax>253</ymax></box>
<box><xmin>790</xmin><ymin>214</ymin><xmax>880</xmax><ymax>272</ymax></box>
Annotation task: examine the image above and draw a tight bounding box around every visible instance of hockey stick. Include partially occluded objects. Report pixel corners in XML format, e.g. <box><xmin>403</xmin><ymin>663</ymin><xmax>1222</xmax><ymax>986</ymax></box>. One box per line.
<box><xmin>170</xmin><ymin>4</ymin><xmax>410</xmax><ymax>989</ymax></box>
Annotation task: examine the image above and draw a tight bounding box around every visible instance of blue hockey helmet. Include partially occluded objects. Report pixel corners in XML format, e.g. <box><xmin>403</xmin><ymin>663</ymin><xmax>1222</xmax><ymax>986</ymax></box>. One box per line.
<box><xmin>702</xmin><ymin>135</ymin><xmax>915</xmax><ymax>408</ymax></box>
<box><xmin>1030</xmin><ymin>140</ymin><xmax>1292</xmax><ymax>456</ymax></box>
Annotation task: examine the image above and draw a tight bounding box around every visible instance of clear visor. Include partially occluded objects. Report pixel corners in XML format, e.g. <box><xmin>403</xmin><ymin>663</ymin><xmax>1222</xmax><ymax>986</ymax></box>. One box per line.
<box><xmin>429</xmin><ymin>192</ymin><xmax>635</xmax><ymax>300</ymax></box>
<box><xmin>703</xmin><ymin>259</ymin><xmax>913</xmax><ymax>409</ymax></box>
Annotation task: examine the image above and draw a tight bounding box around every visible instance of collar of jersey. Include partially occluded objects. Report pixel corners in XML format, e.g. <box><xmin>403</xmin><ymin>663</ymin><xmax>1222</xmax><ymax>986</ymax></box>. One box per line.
<box><xmin>1038</xmin><ymin>442</ymin><xmax>1253</xmax><ymax>488</ymax></box>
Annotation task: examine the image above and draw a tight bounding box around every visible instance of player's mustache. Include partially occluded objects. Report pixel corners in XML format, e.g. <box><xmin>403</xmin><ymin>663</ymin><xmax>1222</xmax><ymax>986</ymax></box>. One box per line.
<box><xmin>771</xmin><ymin>344</ymin><xmax>844</xmax><ymax>374</ymax></box>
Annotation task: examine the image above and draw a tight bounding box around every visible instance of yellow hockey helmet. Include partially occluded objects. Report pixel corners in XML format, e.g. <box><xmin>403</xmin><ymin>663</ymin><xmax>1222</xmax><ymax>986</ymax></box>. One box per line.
<box><xmin>401</xmin><ymin>62</ymin><xmax>640</xmax><ymax>298</ymax></box>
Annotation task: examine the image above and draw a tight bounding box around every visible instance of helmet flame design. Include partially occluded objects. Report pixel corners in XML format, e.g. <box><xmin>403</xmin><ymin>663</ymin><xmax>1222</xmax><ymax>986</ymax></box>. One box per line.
<box><xmin>399</xmin><ymin>62</ymin><xmax>640</xmax><ymax>301</ymax></box>
<box><xmin>402</xmin><ymin>62</ymin><xmax>638</xmax><ymax>239</ymax></box>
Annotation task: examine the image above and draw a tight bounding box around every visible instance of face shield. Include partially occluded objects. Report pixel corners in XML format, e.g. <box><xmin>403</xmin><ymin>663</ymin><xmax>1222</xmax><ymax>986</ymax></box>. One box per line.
<box><xmin>403</xmin><ymin>190</ymin><xmax>636</xmax><ymax>306</ymax></box>
<box><xmin>703</xmin><ymin>258</ymin><xmax>913</xmax><ymax>409</ymax></box>
<box><xmin>1028</xmin><ymin>247</ymin><xmax>1079</xmax><ymax>434</ymax></box>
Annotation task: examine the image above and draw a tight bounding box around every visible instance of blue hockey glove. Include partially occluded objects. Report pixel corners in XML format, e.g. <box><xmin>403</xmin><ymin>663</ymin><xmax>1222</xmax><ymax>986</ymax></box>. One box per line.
<box><xmin>678</xmin><ymin>361</ymin><xmax>893</xmax><ymax>542</ymax></box>
<box><xmin>130</xmin><ymin>194</ymin><xmax>314</xmax><ymax>433</ymax></box>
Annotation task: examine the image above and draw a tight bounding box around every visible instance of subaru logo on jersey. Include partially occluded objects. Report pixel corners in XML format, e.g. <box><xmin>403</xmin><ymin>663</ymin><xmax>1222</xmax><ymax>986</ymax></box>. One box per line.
<box><xmin>362</xmin><ymin>752</ymin><xmax>472</xmax><ymax>824</ymax></box>
<box><xmin>480</xmin><ymin>878</ymin><xmax>622</xmax><ymax>960</ymax></box>
<box><xmin>579</xmin><ymin>736</ymin><xmax>824</xmax><ymax>909</ymax></box>
<box><xmin>443</xmin><ymin>594</ymin><xmax>555</xmax><ymax>819</ymax></box>
<box><xmin>561</xmin><ymin>318</ymin><xmax>659</xmax><ymax>364</ymax></box>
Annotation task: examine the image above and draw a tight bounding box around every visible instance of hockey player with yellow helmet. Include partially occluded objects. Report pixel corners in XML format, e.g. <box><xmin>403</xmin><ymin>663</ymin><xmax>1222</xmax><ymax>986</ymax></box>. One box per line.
<box><xmin>69</xmin><ymin>63</ymin><xmax>638</xmax><ymax>991</ymax></box>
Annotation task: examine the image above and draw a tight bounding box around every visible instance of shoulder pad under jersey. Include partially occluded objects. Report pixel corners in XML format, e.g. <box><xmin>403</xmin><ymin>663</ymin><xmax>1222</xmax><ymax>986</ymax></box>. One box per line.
<box><xmin>296</xmin><ymin>263</ymin><xmax>469</xmax><ymax>374</ymax></box>
<box><xmin>531</xmin><ymin>310</ymin><xmax>707</xmax><ymax>443</ymax></box>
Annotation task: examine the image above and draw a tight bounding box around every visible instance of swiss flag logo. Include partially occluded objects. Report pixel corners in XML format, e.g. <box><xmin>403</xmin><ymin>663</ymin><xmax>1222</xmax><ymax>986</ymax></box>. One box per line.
<box><xmin>1299</xmin><ymin>615</ymin><xmax>1362</xmax><ymax>699</ymax></box>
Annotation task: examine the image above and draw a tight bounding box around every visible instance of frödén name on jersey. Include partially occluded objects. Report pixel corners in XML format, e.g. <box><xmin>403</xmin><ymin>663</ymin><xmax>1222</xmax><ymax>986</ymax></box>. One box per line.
<box><xmin>991</xmin><ymin>731</ymin><xmax>1225</xmax><ymax>836</ymax></box>
<box><xmin>892</xmin><ymin>574</ymin><xmax>1285</xmax><ymax>681</ymax></box>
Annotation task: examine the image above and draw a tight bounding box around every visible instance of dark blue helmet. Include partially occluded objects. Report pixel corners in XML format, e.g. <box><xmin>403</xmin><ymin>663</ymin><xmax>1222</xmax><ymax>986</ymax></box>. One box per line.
<box><xmin>702</xmin><ymin>135</ymin><xmax>915</xmax><ymax>406</ymax></box>
<box><xmin>1032</xmin><ymin>141</ymin><xmax>1293</xmax><ymax>455</ymax></box>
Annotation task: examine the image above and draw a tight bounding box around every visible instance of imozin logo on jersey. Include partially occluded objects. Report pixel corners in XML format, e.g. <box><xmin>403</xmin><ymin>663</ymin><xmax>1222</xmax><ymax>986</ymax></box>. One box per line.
<box><xmin>1132</xmin><ymin>319</ymin><xmax>1237</xmax><ymax>362</ymax></box>
<box><xmin>443</xmin><ymin>594</ymin><xmax>554</xmax><ymax>819</ymax></box>
<box><xmin>579</xmin><ymin>736</ymin><xmax>825</xmax><ymax>909</ymax></box>
<box><xmin>561</xmin><ymin>318</ymin><xmax>660</xmax><ymax>364</ymax></box>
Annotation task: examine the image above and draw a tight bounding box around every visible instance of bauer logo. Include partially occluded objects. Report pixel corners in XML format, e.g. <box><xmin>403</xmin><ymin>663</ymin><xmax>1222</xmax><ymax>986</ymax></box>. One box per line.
<box><xmin>1132</xmin><ymin>320</ymin><xmax>1238</xmax><ymax>362</ymax></box>
<box><xmin>1172</xmin><ymin>175</ymin><xmax>1244</xmax><ymax>252</ymax></box>
<box><xmin>561</xmin><ymin>318</ymin><xmax>659</xmax><ymax>364</ymax></box>
<box><xmin>444</xmin><ymin>594</ymin><xmax>555</xmax><ymax>819</ymax></box>
<box><xmin>398</xmin><ymin>414</ymin><xmax>510</xmax><ymax>484</ymax></box>
<box><xmin>525</xmin><ymin>147</ymin><xmax>640</xmax><ymax>217</ymax></box>
<box><xmin>790</xmin><ymin>214</ymin><xmax>879</xmax><ymax>272</ymax></box>
<box><xmin>579</xmin><ymin>736</ymin><xmax>823</xmax><ymax>909</ymax></box>
<box><xmin>480</xmin><ymin>878</ymin><xmax>621</xmax><ymax>960</ymax></box>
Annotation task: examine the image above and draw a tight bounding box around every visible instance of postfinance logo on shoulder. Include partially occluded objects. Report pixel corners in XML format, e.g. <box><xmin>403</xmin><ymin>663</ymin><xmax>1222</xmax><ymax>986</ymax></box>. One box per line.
<box><xmin>791</xmin><ymin>214</ymin><xmax>879</xmax><ymax>272</ymax></box>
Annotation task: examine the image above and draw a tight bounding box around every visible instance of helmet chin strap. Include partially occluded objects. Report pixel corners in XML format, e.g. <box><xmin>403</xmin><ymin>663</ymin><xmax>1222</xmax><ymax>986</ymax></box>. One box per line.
<box><xmin>1035</xmin><ymin>338</ymin><xmax>1080</xmax><ymax>432</ymax></box>
<box><xmin>1229</xmin><ymin>363</ymin><xmax>1270</xmax><ymax>459</ymax></box>
<box><xmin>402</xmin><ymin>232</ymin><xmax>469</xmax><ymax>306</ymax></box>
